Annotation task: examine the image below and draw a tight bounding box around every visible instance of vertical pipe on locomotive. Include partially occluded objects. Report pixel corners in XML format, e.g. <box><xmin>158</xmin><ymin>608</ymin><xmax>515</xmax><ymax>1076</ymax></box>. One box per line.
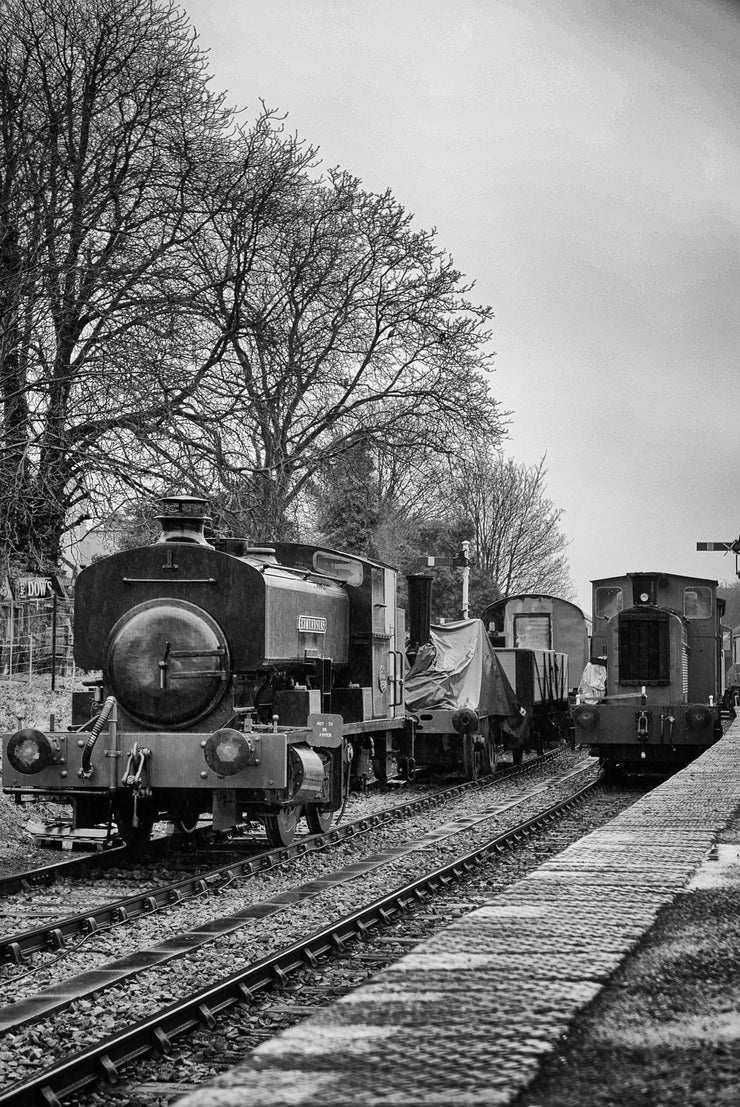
<box><xmin>406</xmin><ymin>574</ymin><xmax>433</xmax><ymax>664</ymax></box>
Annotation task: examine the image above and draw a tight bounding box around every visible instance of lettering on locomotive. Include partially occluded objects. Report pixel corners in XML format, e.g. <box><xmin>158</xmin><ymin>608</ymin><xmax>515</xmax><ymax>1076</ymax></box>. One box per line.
<box><xmin>298</xmin><ymin>615</ymin><xmax>327</xmax><ymax>634</ymax></box>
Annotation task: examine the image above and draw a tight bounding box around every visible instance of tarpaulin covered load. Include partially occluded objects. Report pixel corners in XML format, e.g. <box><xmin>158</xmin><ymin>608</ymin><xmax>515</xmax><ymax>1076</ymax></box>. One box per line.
<box><xmin>576</xmin><ymin>661</ymin><xmax>607</xmax><ymax>704</ymax></box>
<box><xmin>405</xmin><ymin>619</ymin><xmax>527</xmax><ymax>739</ymax></box>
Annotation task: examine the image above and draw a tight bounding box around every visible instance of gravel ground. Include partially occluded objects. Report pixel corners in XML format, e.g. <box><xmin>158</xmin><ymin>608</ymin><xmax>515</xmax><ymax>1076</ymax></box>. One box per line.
<box><xmin>1</xmin><ymin>753</ymin><xmax>595</xmax><ymax>1001</ymax></box>
<box><xmin>511</xmin><ymin>809</ymin><xmax>740</xmax><ymax>1107</ymax></box>
<box><xmin>0</xmin><ymin>752</ymin><xmax>601</xmax><ymax>1092</ymax></box>
<box><xmin>94</xmin><ymin>784</ymin><xmax>636</xmax><ymax>1107</ymax></box>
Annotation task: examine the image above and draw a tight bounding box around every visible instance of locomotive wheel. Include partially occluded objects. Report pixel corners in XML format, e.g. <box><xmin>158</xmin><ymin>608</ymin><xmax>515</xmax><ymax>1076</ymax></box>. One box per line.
<box><xmin>263</xmin><ymin>805</ymin><xmax>300</xmax><ymax>847</ymax></box>
<box><xmin>481</xmin><ymin>732</ymin><xmax>498</xmax><ymax>775</ymax></box>
<box><xmin>305</xmin><ymin>805</ymin><xmax>333</xmax><ymax>835</ymax></box>
<box><xmin>512</xmin><ymin>745</ymin><xmax>524</xmax><ymax>766</ymax></box>
<box><xmin>113</xmin><ymin>793</ymin><xmax>155</xmax><ymax>846</ymax></box>
<box><xmin>462</xmin><ymin>734</ymin><xmax>484</xmax><ymax>781</ymax></box>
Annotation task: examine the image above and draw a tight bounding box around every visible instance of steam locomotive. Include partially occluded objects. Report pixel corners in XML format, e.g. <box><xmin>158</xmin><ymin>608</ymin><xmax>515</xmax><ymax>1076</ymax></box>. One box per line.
<box><xmin>2</xmin><ymin>496</ymin><xmax>413</xmax><ymax>846</ymax></box>
<box><xmin>571</xmin><ymin>570</ymin><xmax>724</xmax><ymax>773</ymax></box>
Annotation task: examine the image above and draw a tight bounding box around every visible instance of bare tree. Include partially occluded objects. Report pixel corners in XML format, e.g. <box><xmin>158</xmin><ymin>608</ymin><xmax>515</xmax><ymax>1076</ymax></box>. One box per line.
<box><xmin>159</xmin><ymin>166</ymin><xmax>506</xmax><ymax>539</ymax></box>
<box><xmin>1</xmin><ymin>1</ymin><xmax>509</xmax><ymax>566</ymax></box>
<box><xmin>0</xmin><ymin>0</ymin><xmax>232</xmax><ymax>569</ymax></box>
<box><xmin>447</xmin><ymin>449</ymin><xmax>574</xmax><ymax>599</ymax></box>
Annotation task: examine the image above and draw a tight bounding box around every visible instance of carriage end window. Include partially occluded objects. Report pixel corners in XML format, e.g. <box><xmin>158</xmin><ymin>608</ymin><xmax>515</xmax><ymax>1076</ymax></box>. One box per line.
<box><xmin>513</xmin><ymin>613</ymin><xmax>551</xmax><ymax>650</ymax></box>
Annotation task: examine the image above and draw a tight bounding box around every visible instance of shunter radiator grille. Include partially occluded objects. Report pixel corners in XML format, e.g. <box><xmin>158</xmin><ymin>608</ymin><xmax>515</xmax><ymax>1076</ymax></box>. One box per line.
<box><xmin>618</xmin><ymin>610</ymin><xmax>670</xmax><ymax>684</ymax></box>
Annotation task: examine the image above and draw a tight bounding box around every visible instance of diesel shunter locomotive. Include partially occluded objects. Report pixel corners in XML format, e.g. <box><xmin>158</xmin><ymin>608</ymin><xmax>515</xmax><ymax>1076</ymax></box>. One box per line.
<box><xmin>2</xmin><ymin>496</ymin><xmax>412</xmax><ymax>846</ymax></box>
<box><xmin>571</xmin><ymin>571</ymin><xmax>724</xmax><ymax>773</ymax></box>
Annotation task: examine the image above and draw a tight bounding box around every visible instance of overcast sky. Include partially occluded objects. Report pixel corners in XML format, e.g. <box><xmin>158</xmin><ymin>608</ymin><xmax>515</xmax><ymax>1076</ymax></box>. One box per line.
<box><xmin>180</xmin><ymin>0</ymin><xmax>740</xmax><ymax>614</ymax></box>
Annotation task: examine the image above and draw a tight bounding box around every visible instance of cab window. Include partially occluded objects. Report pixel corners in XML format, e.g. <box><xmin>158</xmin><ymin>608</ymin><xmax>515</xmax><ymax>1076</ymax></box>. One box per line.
<box><xmin>683</xmin><ymin>586</ymin><xmax>712</xmax><ymax>620</ymax></box>
<box><xmin>313</xmin><ymin>551</ymin><xmax>363</xmax><ymax>585</ymax></box>
<box><xmin>595</xmin><ymin>587</ymin><xmax>623</xmax><ymax>619</ymax></box>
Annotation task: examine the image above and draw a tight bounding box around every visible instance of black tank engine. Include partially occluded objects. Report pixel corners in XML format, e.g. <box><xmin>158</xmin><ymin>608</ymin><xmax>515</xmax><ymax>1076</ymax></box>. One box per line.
<box><xmin>2</xmin><ymin>496</ymin><xmax>411</xmax><ymax>845</ymax></box>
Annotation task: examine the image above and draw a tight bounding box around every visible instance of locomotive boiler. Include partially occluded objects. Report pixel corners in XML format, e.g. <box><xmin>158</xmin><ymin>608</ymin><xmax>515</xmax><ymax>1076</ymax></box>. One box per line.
<box><xmin>571</xmin><ymin>571</ymin><xmax>723</xmax><ymax>773</ymax></box>
<box><xmin>2</xmin><ymin>496</ymin><xmax>412</xmax><ymax>846</ymax></box>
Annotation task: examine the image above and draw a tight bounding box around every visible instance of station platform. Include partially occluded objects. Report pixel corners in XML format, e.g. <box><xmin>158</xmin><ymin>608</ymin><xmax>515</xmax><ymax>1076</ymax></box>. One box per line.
<box><xmin>175</xmin><ymin>719</ymin><xmax>740</xmax><ymax>1107</ymax></box>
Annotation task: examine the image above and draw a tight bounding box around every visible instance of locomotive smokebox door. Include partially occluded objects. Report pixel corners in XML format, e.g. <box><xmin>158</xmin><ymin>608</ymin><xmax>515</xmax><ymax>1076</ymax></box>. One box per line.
<box><xmin>107</xmin><ymin>598</ymin><xmax>229</xmax><ymax>728</ymax></box>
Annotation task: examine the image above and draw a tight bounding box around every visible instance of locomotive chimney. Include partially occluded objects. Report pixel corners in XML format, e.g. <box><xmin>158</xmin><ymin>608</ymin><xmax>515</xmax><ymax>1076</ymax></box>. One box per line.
<box><xmin>406</xmin><ymin>573</ymin><xmax>433</xmax><ymax>663</ymax></box>
<box><xmin>155</xmin><ymin>495</ymin><xmax>212</xmax><ymax>545</ymax></box>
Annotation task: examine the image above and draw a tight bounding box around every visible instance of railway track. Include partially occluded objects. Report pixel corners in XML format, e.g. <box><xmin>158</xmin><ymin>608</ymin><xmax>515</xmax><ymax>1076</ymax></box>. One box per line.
<box><xmin>0</xmin><ymin>752</ymin><xmax>559</xmax><ymax>960</ymax></box>
<box><xmin>0</xmin><ymin>751</ymin><xmax>619</xmax><ymax>1106</ymax></box>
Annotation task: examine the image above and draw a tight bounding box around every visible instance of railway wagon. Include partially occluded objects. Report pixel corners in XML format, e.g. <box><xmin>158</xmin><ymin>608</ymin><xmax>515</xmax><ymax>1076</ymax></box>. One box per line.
<box><xmin>480</xmin><ymin>593</ymin><xmax>590</xmax><ymax>751</ymax></box>
<box><xmin>571</xmin><ymin>571</ymin><xmax>723</xmax><ymax>773</ymax></box>
<box><xmin>404</xmin><ymin>618</ymin><xmax>524</xmax><ymax>780</ymax></box>
<box><xmin>1</xmin><ymin>496</ymin><xmax>413</xmax><ymax>847</ymax></box>
<box><xmin>481</xmin><ymin>593</ymin><xmax>590</xmax><ymax>689</ymax></box>
<box><xmin>494</xmin><ymin>647</ymin><xmax>568</xmax><ymax>752</ymax></box>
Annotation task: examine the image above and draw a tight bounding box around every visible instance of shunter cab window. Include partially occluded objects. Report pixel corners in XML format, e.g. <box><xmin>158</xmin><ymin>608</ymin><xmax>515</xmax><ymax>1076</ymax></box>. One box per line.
<box><xmin>683</xmin><ymin>586</ymin><xmax>712</xmax><ymax>620</ymax></box>
<box><xmin>595</xmin><ymin>587</ymin><xmax>623</xmax><ymax>619</ymax></box>
<box><xmin>513</xmin><ymin>613</ymin><xmax>551</xmax><ymax>650</ymax></box>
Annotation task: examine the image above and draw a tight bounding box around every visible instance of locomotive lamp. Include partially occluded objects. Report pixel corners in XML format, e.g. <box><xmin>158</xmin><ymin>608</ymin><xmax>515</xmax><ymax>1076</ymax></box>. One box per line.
<box><xmin>204</xmin><ymin>729</ymin><xmax>258</xmax><ymax>775</ymax></box>
<box><xmin>6</xmin><ymin>729</ymin><xmax>61</xmax><ymax>775</ymax></box>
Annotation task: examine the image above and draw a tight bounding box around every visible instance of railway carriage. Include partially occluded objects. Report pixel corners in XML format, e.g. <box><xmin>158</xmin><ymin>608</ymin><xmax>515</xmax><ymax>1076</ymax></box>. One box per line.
<box><xmin>571</xmin><ymin>571</ymin><xmax>723</xmax><ymax>773</ymax></box>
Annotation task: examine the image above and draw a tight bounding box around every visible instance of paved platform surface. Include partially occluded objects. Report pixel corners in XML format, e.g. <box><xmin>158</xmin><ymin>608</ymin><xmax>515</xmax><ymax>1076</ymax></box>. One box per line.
<box><xmin>175</xmin><ymin>720</ymin><xmax>740</xmax><ymax>1107</ymax></box>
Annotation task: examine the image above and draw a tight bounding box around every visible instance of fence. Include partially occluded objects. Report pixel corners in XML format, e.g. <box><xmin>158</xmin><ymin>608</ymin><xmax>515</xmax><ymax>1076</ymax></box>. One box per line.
<box><xmin>0</xmin><ymin>596</ymin><xmax>74</xmax><ymax>687</ymax></box>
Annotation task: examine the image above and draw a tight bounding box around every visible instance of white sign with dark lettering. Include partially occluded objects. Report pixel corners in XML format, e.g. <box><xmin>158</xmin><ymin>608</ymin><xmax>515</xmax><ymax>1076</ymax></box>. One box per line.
<box><xmin>307</xmin><ymin>712</ymin><xmax>343</xmax><ymax>748</ymax></box>
<box><xmin>298</xmin><ymin>615</ymin><xmax>327</xmax><ymax>634</ymax></box>
<box><xmin>16</xmin><ymin>577</ymin><xmax>53</xmax><ymax>601</ymax></box>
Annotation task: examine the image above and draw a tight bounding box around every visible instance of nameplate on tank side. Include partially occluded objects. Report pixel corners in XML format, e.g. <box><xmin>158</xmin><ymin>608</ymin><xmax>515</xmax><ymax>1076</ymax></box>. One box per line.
<box><xmin>298</xmin><ymin>615</ymin><xmax>327</xmax><ymax>634</ymax></box>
